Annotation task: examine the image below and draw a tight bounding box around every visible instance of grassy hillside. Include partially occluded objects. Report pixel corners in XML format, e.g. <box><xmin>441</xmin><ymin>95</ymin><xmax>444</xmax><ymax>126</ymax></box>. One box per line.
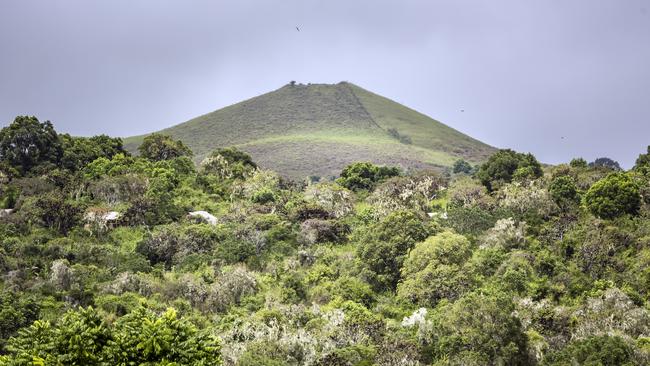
<box><xmin>124</xmin><ymin>82</ymin><xmax>496</xmax><ymax>179</ymax></box>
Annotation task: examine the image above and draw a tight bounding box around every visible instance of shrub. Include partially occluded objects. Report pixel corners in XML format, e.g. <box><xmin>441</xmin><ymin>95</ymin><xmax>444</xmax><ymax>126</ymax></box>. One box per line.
<box><xmin>336</xmin><ymin>162</ymin><xmax>400</xmax><ymax>191</ymax></box>
<box><xmin>398</xmin><ymin>231</ymin><xmax>474</xmax><ymax>306</ymax></box>
<box><xmin>356</xmin><ymin>210</ymin><xmax>433</xmax><ymax>290</ymax></box>
<box><xmin>584</xmin><ymin>173</ymin><xmax>641</xmax><ymax>219</ymax></box>
<box><xmin>476</xmin><ymin>149</ymin><xmax>543</xmax><ymax>191</ymax></box>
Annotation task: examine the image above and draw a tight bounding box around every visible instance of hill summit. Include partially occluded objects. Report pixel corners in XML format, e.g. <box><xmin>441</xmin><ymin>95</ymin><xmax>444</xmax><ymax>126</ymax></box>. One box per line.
<box><xmin>124</xmin><ymin>82</ymin><xmax>495</xmax><ymax>179</ymax></box>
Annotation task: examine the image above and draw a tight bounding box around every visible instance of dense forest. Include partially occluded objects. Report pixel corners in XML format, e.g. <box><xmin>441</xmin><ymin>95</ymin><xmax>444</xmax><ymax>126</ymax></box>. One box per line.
<box><xmin>1</xmin><ymin>115</ymin><xmax>650</xmax><ymax>365</ymax></box>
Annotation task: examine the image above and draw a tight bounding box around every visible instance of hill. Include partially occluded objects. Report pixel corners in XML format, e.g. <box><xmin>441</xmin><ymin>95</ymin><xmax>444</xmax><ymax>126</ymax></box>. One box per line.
<box><xmin>124</xmin><ymin>82</ymin><xmax>496</xmax><ymax>179</ymax></box>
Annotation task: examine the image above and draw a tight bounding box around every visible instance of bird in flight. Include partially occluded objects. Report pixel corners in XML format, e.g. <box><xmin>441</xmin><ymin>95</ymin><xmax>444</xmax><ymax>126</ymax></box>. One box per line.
<box><xmin>296</xmin><ymin>26</ymin><xmax>300</xmax><ymax>32</ymax></box>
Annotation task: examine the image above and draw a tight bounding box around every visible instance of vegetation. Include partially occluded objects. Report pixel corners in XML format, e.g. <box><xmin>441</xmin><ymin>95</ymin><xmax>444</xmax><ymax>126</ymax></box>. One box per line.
<box><xmin>2</xmin><ymin>116</ymin><xmax>650</xmax><ymax>365</ymax></box>
<box><xmin>123</xmin><ymin>82</ymin><xmax>495</xmax><ymax>180</ymax></box>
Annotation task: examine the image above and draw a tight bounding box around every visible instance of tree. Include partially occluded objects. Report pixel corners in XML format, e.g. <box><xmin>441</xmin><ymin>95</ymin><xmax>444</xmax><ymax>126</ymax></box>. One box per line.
<box><xmin>336</xmin><ymin>162</ymin><xmax>400</xmax><ymax>191</ymax></box>
<box><xmin>138</xmin><ymin>133</ymin><xmax>193</xmax><ymax>161</ymax></box>
<box><xmin>201</xmin><ymin>147</ymin><xmax>257</xmax><ymax>180</ymax></box>
<box><xmin>584</xmin><ymin>173</ymin><xmax>641</xmax><ymax>219</ymax></box>
<box><xmin>589</xmin><ymin>157</ymin><xmax>621</xmax><ymax>171</ymax></box>
<box><xmin>0</xmin><ymin>116</ymin><xmax>62</xmax><ymax>175</ymax></box>
<box><xmin>476</xmin><ymin>149</ymin><xmax>542</xmax><ymax>191</ymax></box>
<box><xmin>634</xmin><ymin>146</ymin><xmax>650</xmax><ymax>171</ymax></box>
<box><xmin>60</xmin><ymin>134</ymin><xmax>127</xmax><ymax>171</ymax></box>
<box><xmin>542</xmin><ymin>335</ymin><xmax>636</xmax><ymax>366</ymax></box>
<box><xmin>356</xmin><ymin>210</ymin><xmax>432</xmax><ymax>290</ymax></box>
<box><xmin>452</xmin><ymin>159</ymin><xmax>473</xmax><ymax>174</ymax></box>
<box><xmin>549</xmin><ymin>175</ymin><xmax>580</xmax><ymax>208</ymax></box>
<box><xmin>428</xmin><ymin>290</ymin><xmax>530</xmax><ymax>365</ymax></box>
<box><xmin>570</xmin><ymin>157</ymin><xmax>588</xmax><ymax>168</ymax></box>
<box><xmin>397</xmin><ymin>231</ymin><xmax>473</xmax><ymax>306</ymax></box>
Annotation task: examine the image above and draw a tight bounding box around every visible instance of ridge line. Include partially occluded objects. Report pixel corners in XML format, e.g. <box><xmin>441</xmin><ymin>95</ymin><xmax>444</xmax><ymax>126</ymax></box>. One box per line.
<box><xmin>343</xmin><ymin>83</ymin><xmax>385</xmax><ymax>133</ymax></box>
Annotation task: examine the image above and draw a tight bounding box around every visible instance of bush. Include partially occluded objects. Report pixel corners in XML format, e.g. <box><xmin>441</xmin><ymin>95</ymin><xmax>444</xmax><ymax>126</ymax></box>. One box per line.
<box><xmin>356</xmin><ymin>210</ymin><xmax>433</xmax><ymax>290</ymax></box>
<box><xmin>398</xmin><ymin>231</ymin><xmax>474</xmax><ymax>306</ymax></box>
<box><xmin>584</xmin><ymin>173</ymin><xmax>641</xmax><ymax>219</ymax></box>
<box><xmin>336</xmin><ymin>162</ymin><xmax>400</xmax><ymax>191</ymax></box>
<box><xmin>549</xmin><ymin>175</ymin><xmax>580</xmax><ymax>208</ymax></box>
<box><xmin>476</xmin><ymin>149</ymin><xmax>543</xmax><ymax>191</ymax></box>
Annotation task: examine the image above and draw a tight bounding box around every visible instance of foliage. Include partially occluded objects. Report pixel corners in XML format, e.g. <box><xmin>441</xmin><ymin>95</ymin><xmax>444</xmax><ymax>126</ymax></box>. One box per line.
<box><xmin>0</xmin><ymin>116</ymin><xmax>62</xmax><ymax>175</ymax></box>
<box><xmin>138</xmin><ymin>133</ymin><xmax>193</xmax><ymax>161</ymax></box>
<box><xmin>356</xmin><ymin>210</ymin><xmax>433</xmax><ymax>290</ymax></box>
<box><xmin>584</xmin><ymin>173</ymin><xmax>641</xmax><ymax>219</ymax></box>
<box><xmin>336</xmin><ymin>162</ymin><xmax>400</xmax><ymax>191</ymax></box>
<box><xmin>589</xmin><ymin>157</ymin><xmax>622</xmax><ymax>171</ymax></box>
<box><xmin>476</xmin><ymin>149</ymin><xmax>543</xmax><ymax>191</ymax></box>
<box><xmin>427</xmin><ymin>290</ymin><xmax>530</xmax><ymax>365</ymax></box>
<box><xmin>398</xmin><ymin>231</ymin><xmax>474</xmax><ymax>306</ymax></box>
<box><xmin>4</xmin><ymin>116</ymin><xmax>650</xmax><ymax>365</ymax></box>
<box><xmin>452</xmin><ymin>159</ymin><xmax>473</xmax><ymax>174</ymax></box>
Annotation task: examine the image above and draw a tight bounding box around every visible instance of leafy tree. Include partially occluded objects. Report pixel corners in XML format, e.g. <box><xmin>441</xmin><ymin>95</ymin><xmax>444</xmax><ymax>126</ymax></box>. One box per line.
<box><xmin>428</xmin><ymin>290</ymin><xmax>530</xmax><ymax>365</ymax></box>
<box><xmin>589</xmin><ymin>157</ymin><xmax>621</xmax><ymax>171</ymax></box>
<box><xmin>138</xmin><ymin>133</ymin><xmax>193</xmax><ymax>161</ymax></box>
<box><xmin>4</xmin><ymin>306</ymin><xmax>222</xmax><ymax>365</ymax></box>
<box><xmin>452</xmin><ymin>159</ymin><xmax>473</xmax><ymax>174</ymax></box>
<box><xmin>634</xmin><ymin>146</ymin><xmax>650</xmax><ymax>171</ymax></box>
<box><xmin>549</xmin><ymin>175</ymin><xmax>580</xmax><ymax>208</ymax></box>
<box><xmin>336</xmin><ymin>162</ymin><xmax>400</xmax><ymax>191</ymax></box>
<box><xmin>201</xmin><ymin>147</ymin><xmax>257</xmax><ymax>180</ymax></box>
<box><xmin>476</xmin><ymin>149</ymin><xmax>542</xmax><ymax>191</ymax></box>
<box><xmin>542</xmin><ymin>335</ymin><xmax>635</xmax><ymax>366</ymax></box>
<box><xmin>60</xmin><ymin>134</ymin><xmax>127</xmax><ymax>171</ymax></box>
<box><xmin>570</xmin><ymin>157</ymin><xmax>588</xmax><ymax>168</ymax></box>
<box><xmin>398</xmin><ymin>231</ymin><xmax>474</xmax><ymax>306</ymax></box>
<box><xmin>0</xmin><ymin>116</ymin><xmax>62</xmax><ymax>175</ymax></box>
<box><xmin>356</xmin><ymin>210</ymin><xmax>432</xmax><ymax>290</ymax></box>
<box><xmin>584</xmin><ymin>173</ymin><xmax>640</xmax><ymax>219</ymax></box>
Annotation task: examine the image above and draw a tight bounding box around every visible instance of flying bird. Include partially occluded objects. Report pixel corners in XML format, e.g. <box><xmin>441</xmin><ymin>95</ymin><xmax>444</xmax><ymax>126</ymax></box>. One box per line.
<box><xmin>296</xmin><ymin>26</ymin><xmax>300</xmax><ymax>32</ymax></box>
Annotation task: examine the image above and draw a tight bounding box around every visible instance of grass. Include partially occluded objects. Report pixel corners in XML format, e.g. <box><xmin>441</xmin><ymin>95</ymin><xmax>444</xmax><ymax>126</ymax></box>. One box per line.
<box><xmin>124</xmin><ymin>82</ymin><xmax>496</xmax><ymax>180</ymax></box>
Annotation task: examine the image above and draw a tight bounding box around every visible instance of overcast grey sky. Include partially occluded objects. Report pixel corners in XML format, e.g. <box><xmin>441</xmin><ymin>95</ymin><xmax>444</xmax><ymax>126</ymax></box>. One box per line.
<box><xmin>1</xmin><ymin>1</ymin><xmax>649</xmax><ymax>167</ymax></box>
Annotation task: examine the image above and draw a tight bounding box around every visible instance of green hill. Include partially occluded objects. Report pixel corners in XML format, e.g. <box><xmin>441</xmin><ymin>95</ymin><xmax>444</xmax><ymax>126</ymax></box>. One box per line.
<box><xmin>124</xmin><ymin>82</ymin><xmax>495</xmax><ymax>179</ymax></box>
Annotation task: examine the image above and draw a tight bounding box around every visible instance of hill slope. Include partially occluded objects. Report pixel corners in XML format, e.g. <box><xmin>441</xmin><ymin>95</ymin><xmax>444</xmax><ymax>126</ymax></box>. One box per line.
<box><xmin>124</xmin><ymin>82</ymin><xmax>495</xmax><ymax>179</ymax></box>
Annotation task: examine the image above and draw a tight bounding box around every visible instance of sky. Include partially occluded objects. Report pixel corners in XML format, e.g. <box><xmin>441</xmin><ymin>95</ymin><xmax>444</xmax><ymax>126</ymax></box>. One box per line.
<box><xmin>1</xmin><ymin>0</ymin><xmax>649</xmax><ymax>167</ymax></box>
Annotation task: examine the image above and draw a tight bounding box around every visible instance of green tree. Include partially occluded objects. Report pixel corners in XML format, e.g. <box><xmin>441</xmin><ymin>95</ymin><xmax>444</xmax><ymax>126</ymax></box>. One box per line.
<box><xmin>356</xmin><ymin>210</ymin><xmax>432</xmax><ymax>290</ymax></box>
<box><xmin>584</xmin><ymin>173</ymin><xmax>641</xmax><ymax>219</ymax></box>
<box><xmin>634</xmin><ymin>146</ymin><xmax>650</xmax><ymax>171</ymax></box>
<box><xmin>60</xmin><ymin>134</ymin><xmax>127</xmax><ymax>171</ymax></box>
<box><xmin>337</xmin><ymin>162</ymin><xmax>400</xmax><ymax>191</ymax></box>
<box><xmin>201</xmin><ymin>147</ymin><xmax>257</xmax><ymax>180</ymax></box>
<box><xmin>428</xmin><ymin>290</ymin><xmax>530</xmax><ymax>365</ymax></box>
<box><xmin>542</xmin><ymin>335</ymin><xmax>636</xmax><ymax>366</ymax></box>
<box><xmin>589</xmin><ymin>157</ymin><xmax>621</xmax><ymax>171</ymax></box>
<box><xmin>476</xmin><ymin>149</ymin><xmax>542</xmax><ymax>191</ymax></box>
<box><xmin>570</xmin><ymin>157</ymin><xmax>588</xmax><ymax>168</ymax></box>
<box><xmin>0</xmin><ymin>116</ymin><xmax>62</xmax><ymax>175</ymax></box>
<box><xmin>138</xmin><ymin>133</ymin><xmax>193</xmax><ymax>161</ymax></box>
<box><xmin>398</xmin><ymin>231</ymin><xmax>473</xmax><ymax>306</ymax></box>
<box><xmin>452</xmin><ymin>159</ymin><xmax>473</xmax><ymax>174</ymax></box>
<box><xmin>549</xmin><ymin>175</ymin><xmax>580</xmax><ymax>208</ymax></box>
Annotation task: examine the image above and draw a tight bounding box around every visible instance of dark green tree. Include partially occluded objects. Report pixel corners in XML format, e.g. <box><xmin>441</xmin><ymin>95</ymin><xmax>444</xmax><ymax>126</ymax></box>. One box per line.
<box><xmin>429</xmin><ymin>290</ymin><xmax>530</xmax><ymax>365</ymax></box>
<box><xmin>337</xmin><ymin>162</ymin><xmax>400</xmax><ymax>191</ymax></box>
<box><xmin>589</xmin><ymin>157</ymin><xmax>621</xmax><ymax>171</ymax></box>
<box><xmin>634</xmin><ymin>145</ymin><xmax>650</xmax><ymax>171</ymax></box>
<box><xmin>542</xmin><ymin>335</ymin><xmax>635</xmax><ymax>366</ymax></box>
<box><xmin>569</xmin><ymin>157</ymin><xmax>588</xmax><ymax>168</ymax></box>
<box><xmin>356</xmin><ymin>210</ymin><xmax>432</xmax><ymax>290</ymax></box>
<box><xmin>452</xmin><ymin>159</ymin><xmax>473</xmax><ymax>174</ymax></box>
<box><xmin>584</xmin><ymin>173</ymin><xmax>641</xmax><ymax>219</ymax></box>
<box><xmin>0</xmin><ymin>116</ymin><xmax>62</xmax><ymax>175</ymax></box>
<box><xmin>549</xmin><ymin>175</ymin><xmax>580</xmax><ymax>208</ymax></box>
<box><xmin>476</xmin><ymin>149</ymin><xmax>542</xmax><ymax>191</ymax></box>
<box><xmin>60</xmin><ymin>134</ymin><xmax>127</xmax><ymax>171</ymax></box>
<box><xmin>138</xmin><ymin>133</ymin><xmax>193</xmax><ymax>161</ymax></box>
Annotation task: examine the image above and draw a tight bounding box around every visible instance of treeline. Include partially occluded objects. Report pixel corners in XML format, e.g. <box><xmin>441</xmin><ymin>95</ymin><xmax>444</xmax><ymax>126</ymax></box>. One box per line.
<box><xmin>1</xmin><ymin>115</ymin><xmax>650</xmax><ymax>365</ymax></box>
